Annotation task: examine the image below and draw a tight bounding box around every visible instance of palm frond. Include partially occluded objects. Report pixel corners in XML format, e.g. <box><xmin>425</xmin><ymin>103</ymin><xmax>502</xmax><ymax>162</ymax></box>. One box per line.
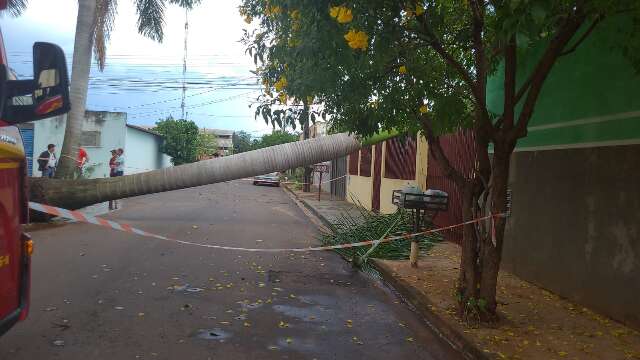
<box><xmin>93</xmin><ymin>0</ymin><xmax>118</xmax><ymax>71</ymax></box>
<box><xmin>319</xmin><ymin>204</ymin><xmax>443</xmax><ymax>274</ymax></box>
<box><xmin>135</xmin><ymin>0</ymin><xmax>166</xmax><ymax>42</ymax></box>
<box><xmin>168</xmin><ymin>0</ymin><xmax>201</xmax><ymax>10</ymax></box>
<box><xmin>4</xmin><ymin>0</ymin><xmax>28</xmax><ymax>17</ymax></box>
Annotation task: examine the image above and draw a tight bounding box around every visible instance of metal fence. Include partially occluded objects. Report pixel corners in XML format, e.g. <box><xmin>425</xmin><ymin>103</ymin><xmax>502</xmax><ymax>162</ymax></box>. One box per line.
<box><xmin>426</xmin><ymin>129</ymin><xmax>476</xmax><ymax>243</ymax></box>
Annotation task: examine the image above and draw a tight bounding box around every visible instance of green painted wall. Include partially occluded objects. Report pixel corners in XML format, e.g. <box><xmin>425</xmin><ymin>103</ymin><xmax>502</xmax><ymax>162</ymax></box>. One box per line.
<box><xmin>486</xmin><ymin>17</ymin><xmax>640</xmax><ymax>150</ymax></box>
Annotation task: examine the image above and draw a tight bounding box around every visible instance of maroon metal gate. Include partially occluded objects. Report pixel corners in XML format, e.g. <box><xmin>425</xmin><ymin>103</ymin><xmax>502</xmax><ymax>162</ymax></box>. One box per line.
<box><xmin>426</xmin><ymin>129</ymin><xmax>476</xmax><ymax>243</ymax></box>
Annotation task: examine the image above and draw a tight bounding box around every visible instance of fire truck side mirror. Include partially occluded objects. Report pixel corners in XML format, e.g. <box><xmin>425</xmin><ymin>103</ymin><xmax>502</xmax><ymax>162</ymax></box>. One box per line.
<box><xmin>1</xmin><ymin>42</ymin><xmax>71</xmax><ymax>124</ymax></box>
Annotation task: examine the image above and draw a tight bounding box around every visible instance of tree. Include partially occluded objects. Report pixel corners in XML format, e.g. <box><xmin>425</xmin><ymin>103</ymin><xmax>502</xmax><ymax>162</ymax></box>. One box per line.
<box><xmin>154</xmin><ymin>117</ymin><xmax>200</xmax><ymax>165</ymax></box>
<box><xmin>196</xmin><ymin>131</ymin><xmax>218</xmax><ymax>159</ymax></box>
<box><xmin>48</xmin><ymin>0</ymin><xmax>202</xmax><ymax>178</ymax></box>
<box><xmin>232</xmin><ymin>130</ymin><xmax>253</xmax><ymax>154</ymax></box>
<box><xmin>240</xmin><ymin>0</ymin><xmax>640</xmax><ymax>320</ymax></box>
<box><xmin>29</xmin><ymin>133</ymin><xmax>361</xmax><ymax>209</ymax></box>
<box><xmin>250</xmin><ymin>130</ymin><xmax>299</xmax><ymax>150</ymax></box>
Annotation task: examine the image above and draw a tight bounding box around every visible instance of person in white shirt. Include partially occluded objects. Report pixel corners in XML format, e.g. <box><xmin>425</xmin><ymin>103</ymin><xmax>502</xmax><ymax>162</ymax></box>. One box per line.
<box><xmin>114</xmin><ymin>148</ymin><xmax>125</xmax><ymax>176</ymax></box>
<box><xmin>37</xmin><ymin>144</ymin><xmax>57</xmax><ymax>178</ymax></box>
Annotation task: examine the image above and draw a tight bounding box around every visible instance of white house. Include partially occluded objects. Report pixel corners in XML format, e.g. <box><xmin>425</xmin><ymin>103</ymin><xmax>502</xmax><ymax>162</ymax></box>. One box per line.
<box><xmin>26</xmin><ymin>111</ymin><xmax>172</xmax><ymax>178</ymax></box>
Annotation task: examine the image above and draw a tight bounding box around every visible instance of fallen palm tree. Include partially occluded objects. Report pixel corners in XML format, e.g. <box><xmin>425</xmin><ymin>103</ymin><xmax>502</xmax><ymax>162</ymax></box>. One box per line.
<box><xmin>29</xmin><ymin>133</ymin><xmax>361</xmax><ymax>210</ymax></box>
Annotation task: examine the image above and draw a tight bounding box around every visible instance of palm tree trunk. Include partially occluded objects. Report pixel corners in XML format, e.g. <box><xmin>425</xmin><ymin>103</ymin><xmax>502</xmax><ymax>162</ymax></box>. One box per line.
<box><xmin>30</xmin><ymin>133</ymin><xmax>361</xmax><ymax>210</ymax></box>
<box><xmin>55</xmin><ymin>0</ymin><xmax>98</xmax><ymax>179</ymax></box>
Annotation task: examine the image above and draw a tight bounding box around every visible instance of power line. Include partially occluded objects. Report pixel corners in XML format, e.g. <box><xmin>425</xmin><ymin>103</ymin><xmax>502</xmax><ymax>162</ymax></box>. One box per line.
<box><xmin>97</xmin><ymin>76</ymin><xmax>258</xmax><ymax>110</ymax></box>
<box><xmin>125</xmin><ymin>90</ymin><xmax>259</xmax><ymax>119</ymax></box>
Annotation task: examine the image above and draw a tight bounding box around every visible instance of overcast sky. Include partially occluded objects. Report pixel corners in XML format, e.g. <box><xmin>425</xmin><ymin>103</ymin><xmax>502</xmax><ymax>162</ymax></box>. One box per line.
<box><xmin>1</xmin><ymin>0</ymin><xmax>272</xmax><ymax>135</ymax></box>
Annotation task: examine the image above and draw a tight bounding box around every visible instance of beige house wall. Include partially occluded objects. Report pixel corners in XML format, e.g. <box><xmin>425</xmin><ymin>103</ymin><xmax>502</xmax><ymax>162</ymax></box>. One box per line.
<box><xmin>346</xmin><ymin>174</ymin><xmax>373</xmax><ymax>210</ymax></box>
<box><xmin>346</xmin><ymin>135</ymin><xmax>429</xmax><ymax>213</ymax></box>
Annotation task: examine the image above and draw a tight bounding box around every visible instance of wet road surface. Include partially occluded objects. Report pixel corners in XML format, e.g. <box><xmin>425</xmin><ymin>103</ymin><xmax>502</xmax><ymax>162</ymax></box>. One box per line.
<box><xmin>0</xmin><ymin>180</ymin><xmax>462</xmax><ymax>359</ymax></box>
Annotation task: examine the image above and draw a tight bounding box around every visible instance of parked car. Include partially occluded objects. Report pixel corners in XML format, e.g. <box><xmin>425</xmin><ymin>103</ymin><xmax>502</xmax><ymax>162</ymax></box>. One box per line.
<box><xmin>253</xmin><ymin>172</ymin><xmax>280</xmax><ymax>186</ymax></box>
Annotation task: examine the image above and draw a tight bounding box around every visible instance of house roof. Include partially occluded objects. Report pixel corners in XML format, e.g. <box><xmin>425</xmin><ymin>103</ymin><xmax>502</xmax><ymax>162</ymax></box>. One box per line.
<box><xmin>126</xmin><ymin>124</ymin><xmax>163</xmax><ymax>138</ymax></box>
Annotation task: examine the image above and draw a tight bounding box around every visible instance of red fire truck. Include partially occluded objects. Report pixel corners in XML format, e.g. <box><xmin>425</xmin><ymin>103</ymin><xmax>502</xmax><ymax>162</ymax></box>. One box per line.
<box><xmin>0</xmin><ymin>0</ymin><xmax>71</xmax><ymax>336</ymax></box>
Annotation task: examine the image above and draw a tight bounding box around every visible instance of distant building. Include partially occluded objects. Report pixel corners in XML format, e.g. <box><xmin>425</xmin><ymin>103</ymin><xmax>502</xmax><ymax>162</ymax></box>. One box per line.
<box><xmin>200</xmin><ymin>128</ymin><xmax>234</xmax><ymax>156</ymax></box>
<box><xmin>25</xmin><ymin>111</ymin><xmax>172</xmax><ymax>178</ymax></box>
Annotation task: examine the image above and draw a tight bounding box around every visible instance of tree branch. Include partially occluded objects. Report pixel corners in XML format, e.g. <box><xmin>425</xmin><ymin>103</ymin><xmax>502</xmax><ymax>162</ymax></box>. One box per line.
<box><xmin>559</xmin><ymin>16</ymin><xmax>602</xmax><ymax>56</ymax></box>
<box><xmin>419</xmin><ymin>114</ymin><xmax>468</xmax><ymax>187</ymax></box>
<box><xmin>414</xmin><ymin>18</ymin><xmax>476</xmax><ymax>96</ymax></box>
<box><xmin>468</xmin><ymin>0</ymin><xmax>496</xmax><ymax>139</ymax></box>
<box><xmin>512</xmin><ymin>10</ymin><xmax>587</xmax><ymax>139</ymax></box>
<box><xmin>502</xmin><ymin>35</ymin><xmax>517</xmax><ymax>130</ymax></box>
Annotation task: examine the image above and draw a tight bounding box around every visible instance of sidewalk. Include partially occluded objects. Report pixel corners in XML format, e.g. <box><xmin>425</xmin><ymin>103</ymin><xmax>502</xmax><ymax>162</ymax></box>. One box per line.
<box><xmin>284</xmin><ymin>185</ymin><xmax>640</xmax><ymax>360</ymax></box>
<box><xmin>283</xmin><ymin>185</ymin><xmax>364</xmax><ymax>228</ymax></box>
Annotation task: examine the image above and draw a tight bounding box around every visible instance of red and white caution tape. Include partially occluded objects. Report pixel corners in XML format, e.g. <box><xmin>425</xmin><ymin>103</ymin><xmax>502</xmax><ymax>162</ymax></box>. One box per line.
<box><xmin>28</xmin><ymin>201</ymin><xmax>503</xmax><ymax>252</ymax></box>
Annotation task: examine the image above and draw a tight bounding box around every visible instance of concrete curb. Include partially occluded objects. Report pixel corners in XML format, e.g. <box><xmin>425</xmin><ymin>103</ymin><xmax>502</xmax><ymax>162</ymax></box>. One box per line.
<box><xmin>281</xmin><ymin>184</ymin><xmax>334</xmax><ymax>230</ymax></box>
<box><xmin>283</xmin><ymin>184</ymin><xmax>487</xmax><ymax>360</ymax></box>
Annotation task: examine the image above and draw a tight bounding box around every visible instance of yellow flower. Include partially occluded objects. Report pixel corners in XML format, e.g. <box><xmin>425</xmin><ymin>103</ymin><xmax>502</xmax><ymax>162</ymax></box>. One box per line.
<box><xmin>244</xmin><ymin>16</ymin><xmax>253</xmax><ymax>24</ymax></box>
<box><xmin>399</xmin><ymin>65</ymin><xmax>407</xmax><ymax>74</ymax></box>
<box><xmin>290</xmin><ymin>9</ymin><xmax>300</xmax><ymax>19</ymax></box>
<box><xmin>329</xmin><ymin>6</ymin><xmax>353</xmax><ymax>24</ymax></box>
<box><xmin>278</xmin><ymin>92</ymin><xmax>288</xmax><ymax>104</ymax></box>
<box><xmin>415</xmin><ymin>4</ymin><xmax>425</xmax><ymax>16</ymax></box>
<box><xmin>419</xmin><ymin>105</ymin><xmax>428</xmax><ymax>114</ymax></box>
<box><xmin>274</xmin><ymin>76</ymin><xmax>288</xmax><ymax>92</ymax></box>
<box><xmin>265</xmin><ymin>5</ymin><xmax>282</xmax><ymax>16</ymax></box>
<box><xmin>329</xmin><ymin>6</ymin><xmax>340</xmax><ymax>18</ymax></box>
<box><xmin>344</xmin><ymin>29</ymin><xmax>368</xmax><ymax>50</ymax></box>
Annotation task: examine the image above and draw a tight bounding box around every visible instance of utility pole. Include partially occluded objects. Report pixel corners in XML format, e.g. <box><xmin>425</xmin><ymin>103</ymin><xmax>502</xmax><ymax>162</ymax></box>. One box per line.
<box><xmin>302</xmin><ymin>101</ymin><xmax>312</xmax><ymax>193</ymax></box>
<box><xmin>181</xmin><ymin>7</ymin><xmax>189</xmax><ymax>120</ymax></box>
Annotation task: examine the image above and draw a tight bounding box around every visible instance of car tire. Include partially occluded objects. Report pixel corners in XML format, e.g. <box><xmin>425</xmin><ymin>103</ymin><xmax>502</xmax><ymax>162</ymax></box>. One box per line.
<box><xmin>253</xmin><ymin>181</ymin><xmax>258</xmax><ymax>186</ymax></box>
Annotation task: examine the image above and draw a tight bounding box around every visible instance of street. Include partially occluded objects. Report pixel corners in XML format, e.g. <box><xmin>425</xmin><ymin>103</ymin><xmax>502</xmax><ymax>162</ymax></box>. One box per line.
<box><xmin>0</xmin><ymin>180</ymin><xmax>460</xmax><ymax>360</ymax></box>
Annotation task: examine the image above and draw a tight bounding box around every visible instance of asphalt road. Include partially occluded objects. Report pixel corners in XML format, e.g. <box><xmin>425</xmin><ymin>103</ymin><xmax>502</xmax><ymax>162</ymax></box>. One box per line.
<box><xmin>0</xmin><ymin>180</ymin><xmax>461</xmax><ymax>360</ymax></box>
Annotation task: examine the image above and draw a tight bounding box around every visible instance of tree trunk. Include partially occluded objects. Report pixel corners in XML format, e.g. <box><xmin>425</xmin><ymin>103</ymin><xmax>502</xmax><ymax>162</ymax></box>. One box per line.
<box><xmin>30</xmin><ymin>133</ymin><xmax>361</xmax><ymax>210</ymax></box>
<box><xmin>477</xmin><ymin>144</ymin><xmax>512</xmax><ymax>317</ymax></box>
<box><xmin>55</xmin><ymin>0</ymin><xmax>98</xmax><ymax>179</ymax></box>
<box><xmin>453</xmin><ymin>139</ymin><xmax>513</xmax><ymax>322</ymax></box>
<box><xmin>457</xmin><ymin>181</ymin><xmax>480</xmax><ymax>313</ymax></box>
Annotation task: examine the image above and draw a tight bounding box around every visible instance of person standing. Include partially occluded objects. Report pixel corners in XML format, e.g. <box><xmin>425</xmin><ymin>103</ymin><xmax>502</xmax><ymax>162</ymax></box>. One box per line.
<box><xmin>76</xmin><ymin>147</ymin><xmax>89</xmax><ymax>178</ymax></box>
<box><xmin>37</xmin><ymin>144</ymin><xmax>57</xmax><ymax>178</ymax></box>
<box><xmin>108</xmin><ymin>149</ymin><xmax>117</xmax><ymax>177</ymax></box>
<box><xmin>114</xmin><ymin>148</ymin><xmax>125</xmax><ymax>176</ymax></box>
<box><xmin>108</xmin><ymin>149</ymin><xmax>118</xmax><ymax>210</ymax></box>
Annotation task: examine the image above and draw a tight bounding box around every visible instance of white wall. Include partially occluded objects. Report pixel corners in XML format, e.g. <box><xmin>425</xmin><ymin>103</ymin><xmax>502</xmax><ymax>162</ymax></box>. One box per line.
<box><xmin>124</xmin><ymin>127</ymin><xmax>170</xmax><ymax>174</ymax></box>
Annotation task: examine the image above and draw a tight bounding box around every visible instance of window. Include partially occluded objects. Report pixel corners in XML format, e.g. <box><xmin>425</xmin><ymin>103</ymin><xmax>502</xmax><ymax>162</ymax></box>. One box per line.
<box><xmin>384</xmin><ymin>136</ymin><xmax>416</xmax><ymax>180</ymax></box>
<box><xmin>80</xmin><ymin>130</ymin><xmax>101</xmax><ymax>147</ymax></box>
<box><xmin>348</xmin><ymin>151</ymin><xmax>359</xmax><ymax>175</ymax></box>
<box><xmin>359</xmin><ymin>146</ymin><xmax>372</xmax><ymax>177</ymax></box>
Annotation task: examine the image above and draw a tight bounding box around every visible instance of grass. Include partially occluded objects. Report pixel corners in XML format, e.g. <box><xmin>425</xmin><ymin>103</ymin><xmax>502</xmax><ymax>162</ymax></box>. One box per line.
<box><xmin>318</xmin><ymin>202</ymin><xmax>442</xmax><ymax>272</ymax></box>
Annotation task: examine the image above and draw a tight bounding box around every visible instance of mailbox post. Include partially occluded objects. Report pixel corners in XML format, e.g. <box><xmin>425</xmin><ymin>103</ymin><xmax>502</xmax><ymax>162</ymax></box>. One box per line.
<box><xmin>392</xmin><ymin>188</ymin><xmax>449</xmax><ymax>267</ymax></box>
